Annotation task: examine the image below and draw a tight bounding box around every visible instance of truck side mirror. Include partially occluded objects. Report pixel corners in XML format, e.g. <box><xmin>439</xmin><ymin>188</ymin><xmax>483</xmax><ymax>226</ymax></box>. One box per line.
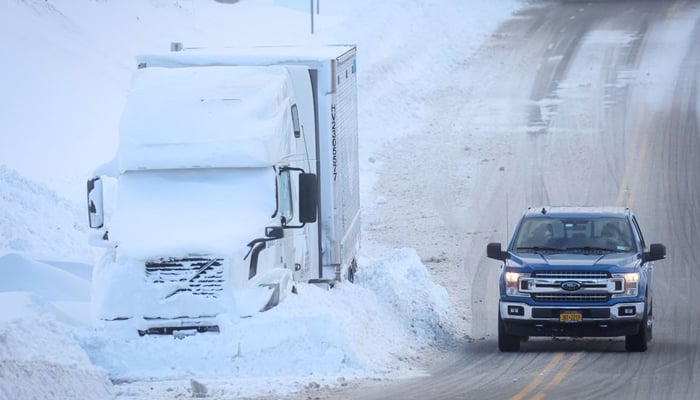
<box><xmin>87</xmin><ymin>177</ymin><xmax>104</xmax><ymax>229</ymax></box>
<box><xmin>487</xmin><ymin>242</ymin><xmax>508</xmax><ymax>261</ymax></box>
<box><xmin>298</xmin><ymin>173</ymin><xmax>317</xmax><ymax>223</ymax></box>
<box><xmin>643</xmin><ymin>243</ymin><xmax>666</xmax><ymax>262</ymax></box>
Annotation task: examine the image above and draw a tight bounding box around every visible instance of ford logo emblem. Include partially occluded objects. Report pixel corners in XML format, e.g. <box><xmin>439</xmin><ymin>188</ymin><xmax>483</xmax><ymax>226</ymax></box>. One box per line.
<box><xmin>561</xmin><ymin>281</ymin><xmax>582</xmax><ymax>291</ymax></box>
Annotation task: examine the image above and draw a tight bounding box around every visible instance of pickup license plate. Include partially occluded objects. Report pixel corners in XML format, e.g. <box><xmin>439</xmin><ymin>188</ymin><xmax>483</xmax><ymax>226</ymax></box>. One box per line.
<box><xmin>560</xmin><ymin>311</ymin><xmax>582</xmax><ymax>323</ymax></box>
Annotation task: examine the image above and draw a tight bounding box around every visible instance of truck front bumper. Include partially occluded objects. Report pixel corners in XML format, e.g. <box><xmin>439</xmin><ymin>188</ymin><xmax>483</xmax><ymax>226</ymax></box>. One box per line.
<box><xmin>500</xmin><ymin>301</ymin><xmax>645</xmax><ymax>337</ymax></box>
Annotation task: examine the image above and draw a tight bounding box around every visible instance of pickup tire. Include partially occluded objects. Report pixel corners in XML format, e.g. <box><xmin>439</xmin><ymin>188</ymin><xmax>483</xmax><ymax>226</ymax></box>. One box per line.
<box><xmin>625</xmin><ymin>301</ymin><xmax>651</xmax><ymax>352</ymax></box>
<box><xmin>498</xmin><ymin>311</ymin><xmax>521</xmax><ymax>352</ymax></box>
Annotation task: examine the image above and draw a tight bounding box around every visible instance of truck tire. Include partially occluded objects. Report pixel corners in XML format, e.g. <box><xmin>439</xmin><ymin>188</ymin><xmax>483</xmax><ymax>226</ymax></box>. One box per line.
<box><xmin>625</xmin><ymin>302</ymin><xmax>650</xmax><ymax>352</ymax></box>
<box><xmin>347</xmin><ymin>258</ymin><xmax>358</xmax><ymax>283</ymax></box>
<box><xmin>498</xmin><ymin>311</ymin><xmax>520</xmax><ymax>352</ymax></box>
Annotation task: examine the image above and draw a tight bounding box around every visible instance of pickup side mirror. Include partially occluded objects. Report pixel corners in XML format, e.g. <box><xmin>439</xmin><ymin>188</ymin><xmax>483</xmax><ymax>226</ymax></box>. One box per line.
<box><xmin>487</xmin><ymin>242</ymin><xmax>509</xmax><ymax>261</ymax></box>
<box><xmin>298</xmin><ymin>173</ymin><xmax>318</xmax><ymax>223</ymax></box>
<box><xmin>87</xmin><ymin>177</ymin><xmax>104</xmax><ymax>229</ymax></box>
<box><xmin>643</xmin><ymin>243</ymin><xmax>666</xmax><ymax>262</ymax></box>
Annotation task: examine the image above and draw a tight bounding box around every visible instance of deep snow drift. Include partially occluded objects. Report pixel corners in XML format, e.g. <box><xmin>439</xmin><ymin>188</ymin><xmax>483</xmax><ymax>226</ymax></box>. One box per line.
<box><xmin>0</xmin><ymin>0</ymin><xmax>523</xmax><ymax>398</ymax></box>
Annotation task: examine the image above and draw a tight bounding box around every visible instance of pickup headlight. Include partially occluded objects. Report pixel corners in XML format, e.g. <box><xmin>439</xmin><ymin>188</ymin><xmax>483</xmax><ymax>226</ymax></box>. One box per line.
<box><xmin>623</xmin><ymin>272</ymin><xmax>640</xmax><ymax>296</ymax></box>
<box><xmin>504</xmin><ymin>271</ymin><xmax>530</xmax><ymax>297</ymax></box>
<box><xmin>613</xmin><ymin>272</ymin><xmax>640</xmax><ymax>297</ymax></box>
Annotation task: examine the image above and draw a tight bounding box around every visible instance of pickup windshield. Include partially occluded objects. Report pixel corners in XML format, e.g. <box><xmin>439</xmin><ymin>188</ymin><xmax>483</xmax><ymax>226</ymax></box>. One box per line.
<box><xmin>513</xmin><ymin>216</ymin><xmax>635</xmax><ymax>253</ymax></box>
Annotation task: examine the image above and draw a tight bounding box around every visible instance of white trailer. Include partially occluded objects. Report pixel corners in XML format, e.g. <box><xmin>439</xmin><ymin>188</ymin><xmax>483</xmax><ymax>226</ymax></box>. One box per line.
<box><xmin>87</xmin><ymin>45</ymin><xmax>360</xmax><ymax>335</ymax></box>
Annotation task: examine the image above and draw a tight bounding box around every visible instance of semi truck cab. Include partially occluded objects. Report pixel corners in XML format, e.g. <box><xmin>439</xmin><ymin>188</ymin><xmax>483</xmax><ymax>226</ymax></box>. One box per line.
<box><xmin>86</xmin><ymin>45</ymin><xmax>360</xmax><ymax>336</ymax></box>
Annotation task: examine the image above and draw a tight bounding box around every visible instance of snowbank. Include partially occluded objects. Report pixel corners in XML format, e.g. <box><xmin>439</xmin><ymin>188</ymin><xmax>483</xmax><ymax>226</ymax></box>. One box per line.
<box><xmin>0</xmin><ymin>291</ymin><xmax>111</xmax><ymax>400</ymax></box>
<box><xmin>0</xmin><ymin>166</ymin><xmax>92</xmax><ymax>263</ymax></box>
<box><xmin>78</xmin><ymin>248</ymin><xmax>449</xmax><ymax>397</ymax></box>
<box><xmin>358</xmin><ymin>248</ymin><xmax>451</xmax><ymax>345</ymax></box>
<box><xmin>0</xmin><ymin>254</ymin><xmax>88</xmax><ymax>301</ymax></box>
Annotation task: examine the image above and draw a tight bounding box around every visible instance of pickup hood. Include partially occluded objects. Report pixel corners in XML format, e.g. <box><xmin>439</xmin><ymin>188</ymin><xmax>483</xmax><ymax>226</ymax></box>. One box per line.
<box><xmin>507</xmin><ymin>252</ymin><xmax>641</xmax><ymax>273</ymax></box>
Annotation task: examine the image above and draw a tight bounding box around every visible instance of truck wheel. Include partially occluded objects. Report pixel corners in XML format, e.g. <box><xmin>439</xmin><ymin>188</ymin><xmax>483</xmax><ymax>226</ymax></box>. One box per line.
<box><xmin>498</xmin><ymin>311</ymin><xmax>520</xmax><ymax>352</ymax></box>
<box><xmin>625</xmin><ymin>304</ymin><xmax>650</xmax><ymax>352</ymax></box>
<box><xmin>347</xmin><ymin>258</ymin><xmax>358</xmax><ymax>283</ymax></box>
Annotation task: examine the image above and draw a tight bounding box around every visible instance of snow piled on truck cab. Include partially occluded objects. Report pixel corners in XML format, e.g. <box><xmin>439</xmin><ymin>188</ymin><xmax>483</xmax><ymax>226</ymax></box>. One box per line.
<box><xmin>117</xmin><ymin>66</ymin><xmax>295</xmax><ymax>172</ymax></box>
<box><xmin>136</xmin><ymin>45</ymin><xmax>355</xmax><ymax>69</ymax></box>
<box><xmin>109</xmin><ymin>167</ymin><xmax>276</xmax><ymax>259</ymax></box>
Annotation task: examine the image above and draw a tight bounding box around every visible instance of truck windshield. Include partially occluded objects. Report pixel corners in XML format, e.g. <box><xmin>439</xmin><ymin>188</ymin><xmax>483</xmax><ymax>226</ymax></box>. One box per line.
<box><xmin>110</xmin><ymin>167</ymin><xmax>276</xmax><ymax>259</ymax></box>
<box><xmin>513</xmin><ymin>216</ymin><xmax>635</xmax><ymax>253</ymax></box>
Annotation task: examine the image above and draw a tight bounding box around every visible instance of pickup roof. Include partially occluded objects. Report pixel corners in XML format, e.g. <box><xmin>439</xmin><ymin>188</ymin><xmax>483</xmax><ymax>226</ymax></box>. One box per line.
<box><xmin>486</xmin><ymin>206</ymin><xmax>666</xmax><ymax>352</ymax></box>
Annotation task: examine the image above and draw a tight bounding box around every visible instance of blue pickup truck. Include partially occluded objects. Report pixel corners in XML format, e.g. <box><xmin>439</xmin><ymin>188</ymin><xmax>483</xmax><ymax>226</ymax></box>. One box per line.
<box><xmin>486</xmin><ymin>206</ymin><xmax>666</xmax><ymax>352</ymax></box>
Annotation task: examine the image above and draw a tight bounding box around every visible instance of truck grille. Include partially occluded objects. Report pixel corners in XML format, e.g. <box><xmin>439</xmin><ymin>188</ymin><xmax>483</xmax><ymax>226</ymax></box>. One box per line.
<box><xmin>526</xmin><ymin>270</ymin><xmax>617</xmax><ymax>303</ymax></box>
<box><xmin>145</xmin><ymin>257</ymin><xmax>224</xmax><ymax>298</ymax></box>
<box><xmin>532</xmin><ymin>271</ymin><xmax>611</xmax><ymax>279</ymax></box>
<box><xmin>533</xmin><ymin>293</ymin><xmax>611</xmax><ymax>302</ymax></box>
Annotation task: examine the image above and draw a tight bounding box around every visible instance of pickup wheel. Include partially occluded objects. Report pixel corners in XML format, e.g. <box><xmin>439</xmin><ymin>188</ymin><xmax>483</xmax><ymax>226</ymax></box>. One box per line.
<box><xmin>498</xmin><ymin>311</ymin><xmax>521</xmax><ymax>352</ymax></box>
<box><xmin>647</xmin><ymin>302</ymin><xmax>654</xmax><ymax>342</ymax></box>
<box><xmin>625</xmin><ymin>302</ymin><xmax>650</xmax><ymax>352</ymax></box>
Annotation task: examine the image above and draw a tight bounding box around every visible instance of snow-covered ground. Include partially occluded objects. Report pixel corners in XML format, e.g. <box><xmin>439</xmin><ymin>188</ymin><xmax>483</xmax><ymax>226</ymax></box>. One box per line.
<box><xmin>0</xmin><ymin>0</ymin><xmax>523</xmax><ymax>398</ymax></box>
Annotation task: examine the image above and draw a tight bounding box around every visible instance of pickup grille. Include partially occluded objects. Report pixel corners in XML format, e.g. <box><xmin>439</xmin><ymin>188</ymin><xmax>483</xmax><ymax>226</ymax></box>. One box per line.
<box><xmin>526</xmin><ymin>270</ymin><xmax>617</xmax><ymax>303</ymax></box>
<box><xmin>532</xmin><ymin>271</ymin><xmax>611</xmax><ymax>279</ymax></box>
<box><xmin>145</xmin><ymin>257</ymin><xmax>224</xmax><ymax>298</ymax></box>
<box><xmin>533</xmin><ymin>293</ymin><xmax>611</xmax><ymax>302</ymax></box>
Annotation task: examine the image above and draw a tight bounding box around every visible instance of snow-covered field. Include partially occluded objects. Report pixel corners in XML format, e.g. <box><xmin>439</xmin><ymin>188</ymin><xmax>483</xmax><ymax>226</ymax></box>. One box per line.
<box><xmin>0</xmin><ymin>0</ymin><xmax>523</xmax><ymax>398</ymax></box>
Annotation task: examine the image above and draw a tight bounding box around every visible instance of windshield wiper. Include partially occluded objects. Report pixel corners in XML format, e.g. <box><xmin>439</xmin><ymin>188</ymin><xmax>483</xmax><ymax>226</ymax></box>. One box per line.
<box><xmin>564</xmin><ymin>246</ymin><xmax>617</xmax><ymax>253</ymax></box>
<box><xmin>516</xmin><ymin>246</ymin><xmax>561</xmax><ymax>253</ymax></box>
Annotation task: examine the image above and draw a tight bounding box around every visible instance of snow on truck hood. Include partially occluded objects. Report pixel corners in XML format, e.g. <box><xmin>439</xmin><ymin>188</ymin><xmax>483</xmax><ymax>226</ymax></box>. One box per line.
<box><xmin>109</xmin><ymin>167</ymin><xmax>276</xmax><ymax>260</ymax></box>
<box><xmin>117</xmin><ymin>66</ymin><xmax>294</xmax><ymax>172</ymax></box>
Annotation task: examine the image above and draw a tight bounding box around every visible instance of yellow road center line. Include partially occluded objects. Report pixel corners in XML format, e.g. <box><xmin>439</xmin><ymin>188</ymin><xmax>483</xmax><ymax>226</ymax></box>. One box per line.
<box><xmin>530</xmin><ymin>352</ymin><xmax>583</xmax><ymax>400</ymax></box>
<box><xmin>667</xmin><ymin>0</ymin><xmax>688</xmax><ymax>19</ymax></box>
<box><xmin>626</xmin><ymin>131</ymin><xmax>650</xmax><ymax>208</ymax></box>
<box><xmin>616</xmin><ymin>163</ymin><xmax>630</xmax><ymax>206</ymax></box>
<box><xmin>617</xmin><ymin>116</ymin><xmax>651</xmax><ymax>208</ymax></box>
<box><xmin>511</xmin><ymin>353</ymin><xmax>564</xmax><ymax>400</ymax></box>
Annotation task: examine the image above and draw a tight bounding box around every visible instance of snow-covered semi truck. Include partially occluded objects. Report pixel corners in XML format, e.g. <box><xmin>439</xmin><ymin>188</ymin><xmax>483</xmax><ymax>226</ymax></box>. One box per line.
<box><xmin>86</xmin><ymin>45</ymin><xmax>360</xmax><ymax>335</ymax></box>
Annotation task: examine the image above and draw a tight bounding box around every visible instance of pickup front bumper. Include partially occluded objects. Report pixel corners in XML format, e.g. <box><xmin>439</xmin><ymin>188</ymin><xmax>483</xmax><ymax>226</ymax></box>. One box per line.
<box><xmin>500</xmin><ymin>301</ymin><xmax>645</xmax><ymax>337</ymax></box>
